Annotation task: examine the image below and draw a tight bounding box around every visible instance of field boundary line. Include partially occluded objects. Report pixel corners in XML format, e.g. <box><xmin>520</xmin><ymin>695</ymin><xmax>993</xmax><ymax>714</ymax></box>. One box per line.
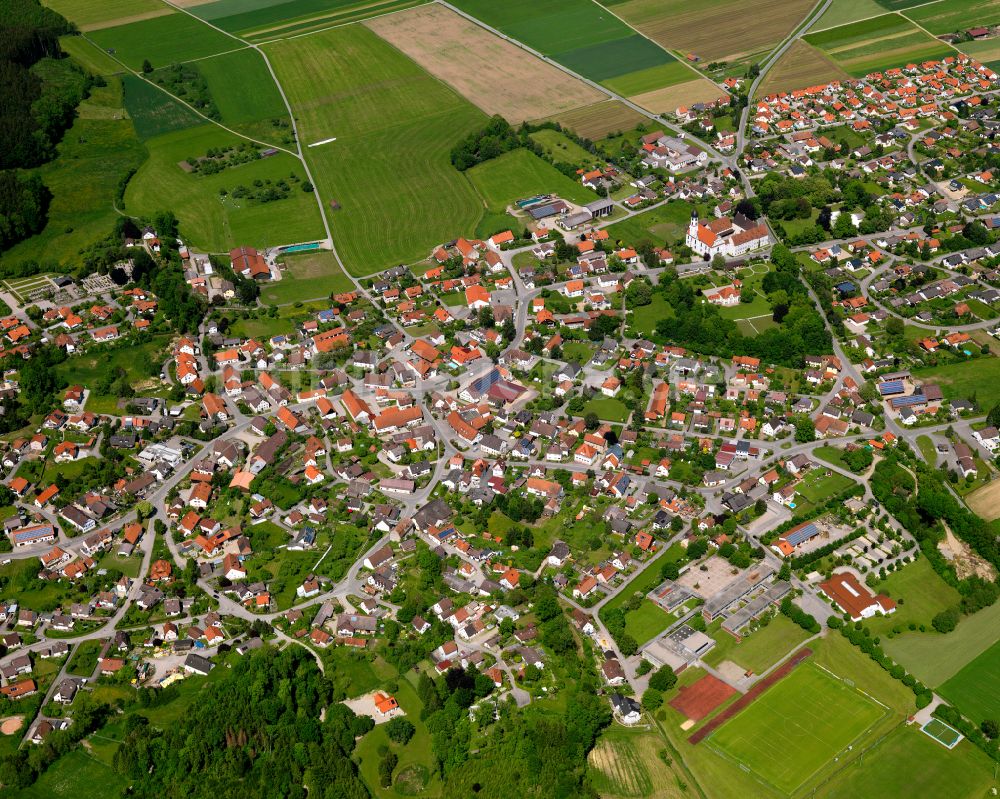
<box><xmin>79</xmin><ymin>32</ymin><xmax>295</xmax><ymax>156</ymax></box>
<box><xmin>589</xmin><ymin>0</ymin><xmax>730</xmax><ymax>92</ymax></box>
<box><xmin>808</xmin><ymin>1</ymin><xmax>944</xmax><ymax>35</ymax></box>
<box><xmin>278</xmin><ymin>1</ymin><xmax>426</xmax><ymax>41</ymax></box>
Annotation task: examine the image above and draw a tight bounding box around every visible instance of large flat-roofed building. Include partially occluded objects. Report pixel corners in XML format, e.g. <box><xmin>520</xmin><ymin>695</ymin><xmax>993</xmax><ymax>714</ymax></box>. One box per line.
<box><xmin>702</xmin><ymin>565</ymin><xmax>775</xmax><ymax>621</ymax></box>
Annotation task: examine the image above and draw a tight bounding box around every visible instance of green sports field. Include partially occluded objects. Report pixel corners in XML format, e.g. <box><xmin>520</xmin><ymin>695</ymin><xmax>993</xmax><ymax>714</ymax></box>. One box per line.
<box><xmin>124</xmin><ymin>124</ymin><xmax>324</xmax><ymax>252</ymax></box>
<box><xmin>265</xmin><ymin>25</ymin><xmax>485</xmax><ymax>275</ymax></box>
<box><xmin>819</xmin><ymin>725</ymin><xmax>997</xmax><ymax>799</ymax></box>
<box><xmin>710</xmin><ymin>663</ymin><xmax>885</xmax><ymax>795</ymax></box>
<box><xmin>87</xmin><ymin>13</ymin><xmax>238</xmax><ymax>72</ymax></box>
<box><xmin>939</xmin><ymin>639</ymin><xmax>1000</xmax><ymax>725</ymax></box>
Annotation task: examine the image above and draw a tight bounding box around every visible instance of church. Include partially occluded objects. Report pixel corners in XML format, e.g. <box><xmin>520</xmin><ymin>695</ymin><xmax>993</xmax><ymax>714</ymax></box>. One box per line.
<box><xmin>685</xmin><ymin>211</ymin><xmax>770</xmax><ymax>259</ymax></box>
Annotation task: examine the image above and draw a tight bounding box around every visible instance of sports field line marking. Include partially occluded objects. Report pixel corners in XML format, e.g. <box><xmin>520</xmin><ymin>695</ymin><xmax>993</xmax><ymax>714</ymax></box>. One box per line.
<box><xmin>814</xmin><ymin>663</ymin><xmax>891</xmax><ymax>710</ymax></box>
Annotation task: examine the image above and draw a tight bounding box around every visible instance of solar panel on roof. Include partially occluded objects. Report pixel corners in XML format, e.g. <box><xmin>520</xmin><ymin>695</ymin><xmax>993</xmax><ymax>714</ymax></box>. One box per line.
<box><xmin>878</xmin><ymin>380</ymin><xmax>904</xmax><ymax>395</ymax></box>
<box><xmin>784</xmin><ymin>522</ymin><xmax>818</xmax><ymax>547</ymax></box>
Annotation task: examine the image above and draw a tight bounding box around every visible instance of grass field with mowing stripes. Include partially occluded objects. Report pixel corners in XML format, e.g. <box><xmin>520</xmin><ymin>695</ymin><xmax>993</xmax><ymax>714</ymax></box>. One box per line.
<box><xmin>939</xmin><ymin>638</ymin><xmax>1000</xmax><ymax>725</ymax></box>
<box><xmin>265</xmin><ymin>25</ymin><xmax>485</xmax><ymax>276</ymax></box>
<box><xmin>710</xmin><ymin>663</ymin><xmax>884</xmax><ymax>794</ymax></box>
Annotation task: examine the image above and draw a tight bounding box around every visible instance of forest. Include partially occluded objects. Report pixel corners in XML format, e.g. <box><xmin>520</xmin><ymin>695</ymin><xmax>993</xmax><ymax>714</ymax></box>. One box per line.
<box><xmin>113</xmin><ymin>646</ymin><xmax>371</xmax><ymax>799</ymax></box>
<box><xmin>0</xmin><ymin>0</ymin><xmax>93</xmax><ymax>255</ymax></box>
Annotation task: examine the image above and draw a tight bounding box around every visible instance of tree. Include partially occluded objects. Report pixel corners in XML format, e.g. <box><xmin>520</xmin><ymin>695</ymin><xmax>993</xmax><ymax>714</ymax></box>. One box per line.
<box><xmin>794</xmin><ymin>417</ymin><xmax>815</xmax><ymax>443</ymax></box>
<box><xmin>981</xmin><ymin>719</ymin><xmax>999</xmax><ymax>739</ymax></box>
<box><xmin>687</xmin><ymin>538</ymin><xmax>708</xmax><ymax>559</ymax></box>
<box><xmin>584</xmin><ymin>412</ymin><xmax>599</xmax><ymax>430</ymax></box>
<box><xmin>711</xmin><ymin>253</ymin><xmax>727</xmax><ymax>271</ymax></box>
<box><xmin>660</xmin><ymin>559</ymin><xmax>680</xmax><ymax>581</ymax></box>
<box><xmin>648</xmin><ymin>666</ymin><xmax>677</xmax><ymax>692</ymax></box>
<box><xmin>141</xmin><ymin>59</ymin><xmax>153</xmax><ymax>74</ymax></box>
<box><xmin>932</xmin><ymin>607</ymin><xmax>960</xmax><ymax>633</ymax></box>
<box><xmin>885</xmin><ymin>317</ymin><xmax>904</xmax><ymax>337</ymax></box>
<box><xmin>987</xmin><ymin>403</ymin><xmax>1000</xmax><ymax>429</ymax></box>
<box><xmin>385</xmin><ymin>717</ymin><xmax>415</xmax><ymax>745</ymax></box>
<box><xmin>642</xmin><ymin>688</ymin><xmax>663</xmax><ymax>711</ymax></box>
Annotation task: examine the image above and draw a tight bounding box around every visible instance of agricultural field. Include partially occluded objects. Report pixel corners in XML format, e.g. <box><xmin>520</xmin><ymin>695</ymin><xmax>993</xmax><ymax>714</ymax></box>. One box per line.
<box><xmin>537</xmin><ymin>100</ymin><xmax>648</xmax><ymax>141</ymax></box>
<box><xmin>755</xmin><ymin>40</ymin><xmax>851</xmax><ymax>97</ymax></box>
<box><xmin>967</xmin><ymin>478</ymin><xmax>1000</xmax><ymax>522</ymax></box>
<box><xmin>708</xmin><ymin>663</ymin><xmax>885</xmax><ymax>795</ymax></box>
<box><xmin>59</xmin><ymin>35</ymin><xmax>128</xmax><ymax>76</ymax></box>
<box><xmin>1</xmin><ymin>78</ymin><xmax>147</xmax><ymax>269</ymax></box>
<box><xmin>588</xmin><ymin>725</ymin><xmax>690</xmax><ymax>799</ymax></box>
<box><xmin>904</xmin><ymin>0</ymin><xmax>1000</xmax><ymax>36</ymax></box>
<box><xmin>939</xmin><ymin>639</ymin><xmax>1000</xmax><ymax>725</ymax></box>
<box><xmin>804</xmin><ymin>14</ymin><xmax>956</xmax><ymax>77</ymax></box>
<box><xmin>265</xmin><ymin>25</ymin><xmax>485</xmax><ymax>276</ymax></box>
<box><xmin>957</xmin><ymin>36</ymin><xmax>1000</xmax><ymax>65</ymax></box>
<box><xmin>43</xmin><ymin>0</ymin><xmax>171</xmax><ymax>31</ymax></box>
<box><xmin>451</xmin><ymin>0</ymin><xmax>677</xmax><ymax>94</ymax></box>
<box><xmin>196</xmin><ymin>48</ymin><xmax>293</xmax><ymax>143</ymax></box>
<box><xmin>819</xmin><ymin>725</ymin><xmax>998</xmax><ymax>799</ymax></box>
<box><xmin>912</xmin><ymin>356</ymin><xmax>1000</xmax><ymax>409</ymax></box>
<box><xmin>122</xmin><ymin>75</ymin><xmax>202</xmax><ymax>140</ymax></box>
<box><xmin>124</xmin><ymin>124</ymin><xmax>324</xmax><ymax>252</ymax></box>
<box><xmin>600</xmin><ymin>0</ymin><xmax>816</xmax><ymax>63</ymax></box>
<box><xmin>628</xmin><ymin>77</ymin><xmax>727</xmax><ymax>117</ymax></box>
<box><xmin>882</xmin><ymin>599</ymin><xmax>1000</xmax><ymax>687</ymax></box>
<box><xmin>260</xmin><ymin>250</ymin><xmax>355</xmax><ymax>306</ymax></box>
<box><xmin>366</xmin><ymin>4</ymin><xmax>603</xmax><ymax>124</ymax></box>
<box><xmin>602</xmin><ymin>61</ymin><xmax>699</xmax><ymax>96</ymax></box>
<box><xmin>865</xmin><ymin>557</ymin><xmax>961</xmax><ymax>635</ymax></box>
<box><xmin>813</xmin><ymin>0</ymin><xmax>891</xmax><ymax>31</ymax></box>
<box><xmin>87</xmin><ymin>12</ymin><xmax>238</xmax><ymax>72</ymax></box>
<box><xmin>188</xmin><ymin>0</ymin><xmax>429</xmax><ymax>41</ymax></box>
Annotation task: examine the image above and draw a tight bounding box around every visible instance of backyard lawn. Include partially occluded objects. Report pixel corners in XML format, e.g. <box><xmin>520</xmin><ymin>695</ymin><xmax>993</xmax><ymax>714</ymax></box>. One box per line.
<box><xmin>583</xmin><ymin>396</ymin><xmax>631</xmax><ymax>423</ymax></box>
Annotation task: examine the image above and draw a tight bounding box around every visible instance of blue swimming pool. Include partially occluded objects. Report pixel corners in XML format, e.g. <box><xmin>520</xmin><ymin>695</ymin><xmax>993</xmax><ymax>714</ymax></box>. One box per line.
<box><xmin>281</xmin><ymin>242</ymin><xmax>321</xmax><ymax>254</ymax></box>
